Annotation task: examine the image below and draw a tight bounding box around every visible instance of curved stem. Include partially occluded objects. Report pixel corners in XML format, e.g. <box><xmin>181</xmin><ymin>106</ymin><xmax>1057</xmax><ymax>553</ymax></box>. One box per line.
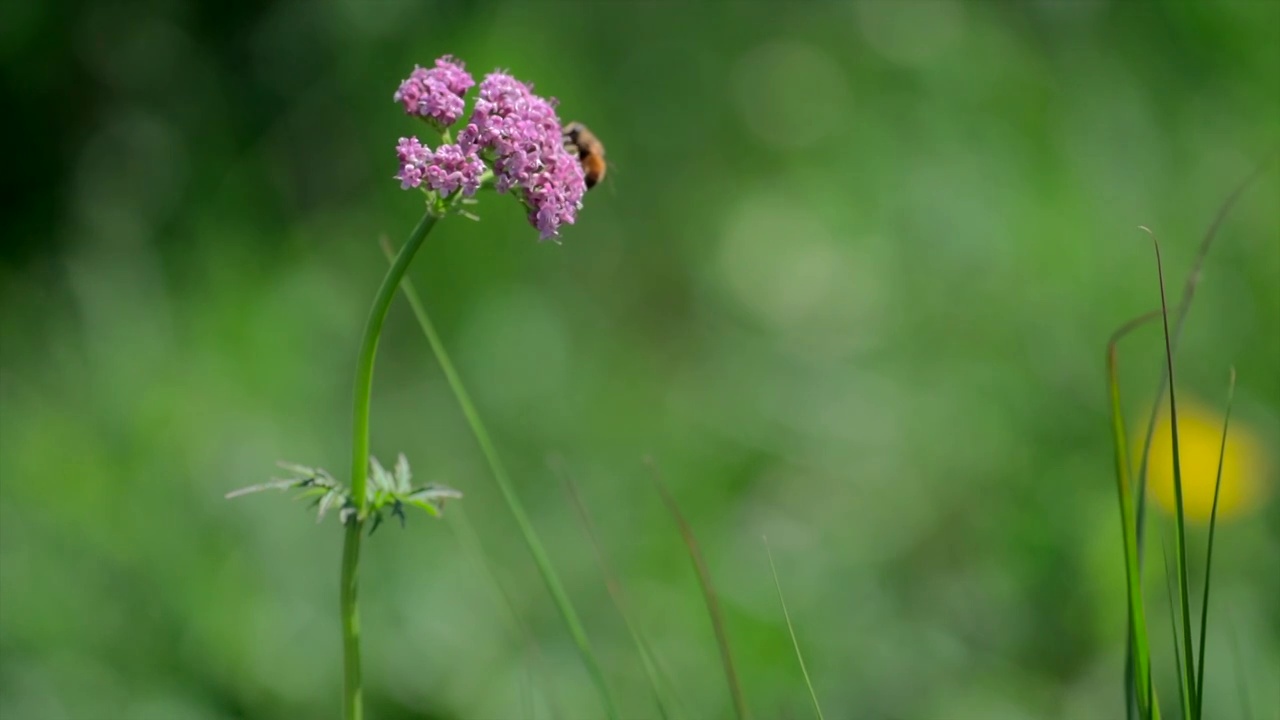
<box><xmin>341</xmin><ymin>207</ymin><xmax>439</xmax><ymax>720</ymax></box>
<box><xmin>350</xmin><ymin>209</ymin><xmax>439</xmax><ymax>510</ymax></box>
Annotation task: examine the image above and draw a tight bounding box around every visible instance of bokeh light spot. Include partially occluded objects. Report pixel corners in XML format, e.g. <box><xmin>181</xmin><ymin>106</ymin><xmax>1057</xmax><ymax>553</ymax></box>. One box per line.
<box><xmin>1142</xmin><ymin>398</ymin><xmax>1271</xmax><ymax>523</ymax></box>
<box><xmin>732</xmin><ymin>40</ymin><xmax>851</xmax><ymax>150</ymax></box>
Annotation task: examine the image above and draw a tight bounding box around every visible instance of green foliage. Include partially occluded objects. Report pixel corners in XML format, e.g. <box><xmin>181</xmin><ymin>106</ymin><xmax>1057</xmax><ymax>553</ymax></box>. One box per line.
<box><xmin>1107</xmin><ymin>310</ymin><xmax>1160</xmax><ymax>720</ymax></box>
<box><xmin>1107</xmin><ymin>164</ymin><xmax>1267</xmax><ymax>720</ymax></box>
<box><xmin>226</xmin><ymin>457</ymin><xmax>461</xmax><ymax>532</ymax></box>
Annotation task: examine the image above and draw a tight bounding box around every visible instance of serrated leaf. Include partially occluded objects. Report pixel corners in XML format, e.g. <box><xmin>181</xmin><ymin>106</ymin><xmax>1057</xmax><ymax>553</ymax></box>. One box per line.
<box><xmin>369</xmin><ymin>456</ymin><xmax>394</xmax><ymax>495</ymax></box>
<box><xmin>294</xmin><ymin>486</ymin><xmax>331</xmax><ymax>501</ymax></box>
<box><xmin>339</xmin><ymin>505</ymin><xmax>357</xmax><ymax>526</ymax></box>
<box><xmin>407</xmin><ymin>484</ymin><xmax>463</xmax><ymax>504</ymax></box>
<box><xmin>276</xmin><ymin>461</ymin><xmax>319</xmax><ymax>477</ymax></box>
<box><xmin>404</xmin><ymin>499</ymin><xmax>442</xmax><ymax>517</ymax></box>
<box><xmin>394</xmin><ymin>453</ymin><xmax>412</xmax><ymax>494</ymax></box>
<box><xmin>402</xmin><ymin>485</ymin><xmax>462</xmax><ymax>518</ymax></box>
<box><xmin>231</xmin><ymin>460</ymin><xmax>358</xmax><ymax>528</ymax></box>
<box><xmin>225</xmin><ymin>478</ymin><xmax>303</xmax><ymax>499</ymax></box>
<box><xmin>316</xmin><ymin>489</ymin><xmax>342</xmax><ymax>522</ymax></box>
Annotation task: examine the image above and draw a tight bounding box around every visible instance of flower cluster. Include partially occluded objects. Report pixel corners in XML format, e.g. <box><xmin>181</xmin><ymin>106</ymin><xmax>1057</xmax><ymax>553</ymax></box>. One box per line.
<box><xmin>459</xmin><ymin>72</ymin><xmax>586</xmax><ymax>239</ymax></box>
<box><xmin>393</xmin><ymin>57</ymin><xmax>587</xmax><ymax>240</ymax></box>
<box><xmin>395</xmin><ymin>137</ymin><xmax>485</xmax><ymax>196</ymax></box>
<box><xmin>393</xmin><ymin>56</ymin><xmax>475</xmax><ymax>129</ymax></box>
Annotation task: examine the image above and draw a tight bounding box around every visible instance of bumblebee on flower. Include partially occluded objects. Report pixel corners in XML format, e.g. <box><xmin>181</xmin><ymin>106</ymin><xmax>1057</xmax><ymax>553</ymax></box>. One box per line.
<box><xmin>392</xmin><ymin>55</ymin><xmax>594</xmax><ymax>241</ymax></box>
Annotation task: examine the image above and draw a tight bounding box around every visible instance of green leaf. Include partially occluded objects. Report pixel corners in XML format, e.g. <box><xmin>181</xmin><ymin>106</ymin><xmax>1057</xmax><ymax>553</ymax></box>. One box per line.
<box><xmin>368</xmin><ymin>508</ymin><xmax>385</xmax><ymax>536</ymax></box>
<box><xmin>369</xmin><ymin>456</ymin><xmax>394</xmax><ymax>496</ymax></box>
<box><xmin>276</xmin><ymin>461</ymin><xmax>320</xmax><ymax>477</ymax></box>
<box><xmin>404</xmin><ymin>484</ymin><xmax>462</xmax><ymax>516</ymax></box>
<box><xmin>1133</xmin><ymin>155</ymin><xmax>1273</xmax><ymax>581</ymax></box>
<box><xmin>224</xmin><ymin>477</ymin><xmax>304</xmax><ymax>499</ymax></box>
<box><xmin>316</xmin><ymin>489</ymin><xmax>344</xmax><ymax>522</ymax></box>
<box><xmin>406</xmin><ymin>484</ymin><xmax>462</xmax><ymax>504</ymax></box>
<box><xmin>338</xmin><ymin>505</ymin><xmax>357</xmax><ymax>526</ymax></box>
<box><xmin>293</xmin><ymin>486</ymin><xmax>330</xmax><ymax>501</ymax></box>
<box><xmin>1142</xmin><ymin>227</ymin><xmax>1200</xmax><ymax>717</ymax></box>
<box><xmin>394</xmin><ymin>453</ymin><xmax>412</xmax><ymax>494</ymax></box>
<box><xmin>404</xmin><ymin>499</ymin><xmax>441</xmax><ymax>517</ymax></box>
<box><xmin>1107</xmin><ymin>311</ymin><xmax>1160</xmax><ymax>720</ymax></box>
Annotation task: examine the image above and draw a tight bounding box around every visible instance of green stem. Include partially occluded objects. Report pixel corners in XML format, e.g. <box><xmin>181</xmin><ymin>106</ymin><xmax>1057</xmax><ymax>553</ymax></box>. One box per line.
<box><xmin>341</xmin><ymin>208</ymin><xmax>439</xmax><ymax>720</ymax></box>
<box><xmin>341</xmin><ymin>522</ymin><xmax>364</xmax><ymax>720</ymax></box>
<box><xmin>350</xmin><ymin>210</ymin><xmax>440</xmax><ymax>509</ymax></box>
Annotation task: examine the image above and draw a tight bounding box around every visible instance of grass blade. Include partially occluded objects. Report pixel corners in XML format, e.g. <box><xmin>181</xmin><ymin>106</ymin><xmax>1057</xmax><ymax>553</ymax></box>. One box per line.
<box><xmin>379</xmin><ymin>237</ymin><xmax>620</xmax><ymax>720</ymax></box>
<box><xmin>1108</xmin><ymin>310</ymin><xmax>1162</xmax><ymax>720</ymax></box>
<box><xmin>447</xmin><ymin>503</ymin><xmax>564</xmax><ymax>719</ymax></box>
<box><xmin>555</xmin><ymin>456</ymin><xmax>677</xmax><ymax>720</ymax></box>
<box><xmin>1194</xmin><ymin>367</ymin><xmax>1236</xmax><ymax>716</ymax></box>
<box><xmin>1162</xmin><ymin>540</ymin><xmax>1191</xmax><ymax>720</ymax></box>
<box><xmin>647</xmin><ymin>457</ymin><xmax>751</xmax><ymax>720</ymax></box>
<box><xmin>1143</xmin><ymin>226</ymin><xmax>1200</xmax><ymax>716</ymax></box>
<box><xmin>763</xmin><ymin>536</ymin><xmax>824</xmax><ymax>720</ymax></box>
<box><xmin>1134</xmin><ymin>155</ymin><xmax>1275</xmax><ymax>570</ymax></box>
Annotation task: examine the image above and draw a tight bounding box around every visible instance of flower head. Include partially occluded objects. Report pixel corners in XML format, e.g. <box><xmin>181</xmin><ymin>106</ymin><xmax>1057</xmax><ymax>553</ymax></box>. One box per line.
<box><xmin>393</xmin><ymin>56</ymin><xmax>475</xmax><ymax>129</ymax></box>
<box><xmin>392</xmin><ymin>59</ymin><xmax>587</xmax><ymax>239</ymax></box>
<box><xmin>460</xmin><ymin>71</ymin><xmax>586</xmax><ymax>239</ymax></box>
<box><xmin>525</xmin><ymin>149</ymin><xmax>586</xmax><ymax>239</ymax></box>
<box><xmin>396</xmin><ymin>137</ymin><xmax>485</xmax><ymax>197</ymax></box>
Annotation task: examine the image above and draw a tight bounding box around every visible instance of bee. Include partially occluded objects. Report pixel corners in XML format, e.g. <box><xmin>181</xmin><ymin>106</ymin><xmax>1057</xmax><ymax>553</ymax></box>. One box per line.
<box><xmin>562</xmin><ymin>121</ymin><xmax>607</xmax><ymax>190</ymax></box>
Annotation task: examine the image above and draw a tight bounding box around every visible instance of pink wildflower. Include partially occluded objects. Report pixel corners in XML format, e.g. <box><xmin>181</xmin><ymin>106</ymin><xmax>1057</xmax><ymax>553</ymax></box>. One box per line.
<box><xmin>393</xmin><ymin>56</ymin><xmax>475</xmax><ymax>129</ymax></box>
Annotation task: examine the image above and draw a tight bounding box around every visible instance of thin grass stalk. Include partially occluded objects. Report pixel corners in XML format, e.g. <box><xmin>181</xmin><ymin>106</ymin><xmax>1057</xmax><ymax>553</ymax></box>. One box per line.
<box><xmin>1108</xmin><ymin>310</ymin><xmax>1162</xmax><ymax>720</ymax></box>
<box><xmin>1162</xmin><ymin>541</ymin><xmax>1191</xmax><ymax>720</ymax></box>
<box><xmin>1194</xmin><ymin>367</ymin><xmax>1236</xmax><ymax>716</ymax></box>
<box><xmin>378</xmin><ymin>237</ymin><xmax>620</xmax><ymax>719</ymax></box>
<box><xmin>1135</xmin><ymin>155</ymin><xmax>1276</xmax><ymax>571</ymax></box>
<box><xmin>764</xmin><ymin>536</ymin><xmax>825</xmax><ymax>720</ymax></box>
<box><xmin>555</xmin><ymin>457</ymin><xmax>675</xmax><ymax>720</ymax></box>
<box><xmin>647</xmin><ymin>458</ymin><xmax>750</xmax><ymax>720</ymax></box>
<box><xmin>1143</xmin><ymin>226</ymin><xmax>1200</xmax><ymax>715</ymax></box>
<box><xmin>447</xmin><ymin>503</ymin><xmax>565</xmax><ymax>719</ymax></box>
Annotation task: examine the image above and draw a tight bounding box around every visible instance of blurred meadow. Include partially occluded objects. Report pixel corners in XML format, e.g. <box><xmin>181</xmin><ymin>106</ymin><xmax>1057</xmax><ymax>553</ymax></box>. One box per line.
<box><xmin>2</xmin><ymin>1</ymin><xmax>1279</xmax><ymax>719</ymax></box>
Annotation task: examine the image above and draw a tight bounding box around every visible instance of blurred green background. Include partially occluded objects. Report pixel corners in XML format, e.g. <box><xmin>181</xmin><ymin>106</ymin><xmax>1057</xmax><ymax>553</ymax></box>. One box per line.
<box><xmin>2</xmin><ymin>1</ymin><xmax>1278</xmax><ymax>718</ymax></box>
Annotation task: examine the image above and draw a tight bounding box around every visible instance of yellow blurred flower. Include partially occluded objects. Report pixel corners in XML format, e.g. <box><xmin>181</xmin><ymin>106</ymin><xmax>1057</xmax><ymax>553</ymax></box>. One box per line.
<box><xmin>1141</xmin><ymin>398</ymin><xmax>1271</xmax><ymax>523</ymax></box>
